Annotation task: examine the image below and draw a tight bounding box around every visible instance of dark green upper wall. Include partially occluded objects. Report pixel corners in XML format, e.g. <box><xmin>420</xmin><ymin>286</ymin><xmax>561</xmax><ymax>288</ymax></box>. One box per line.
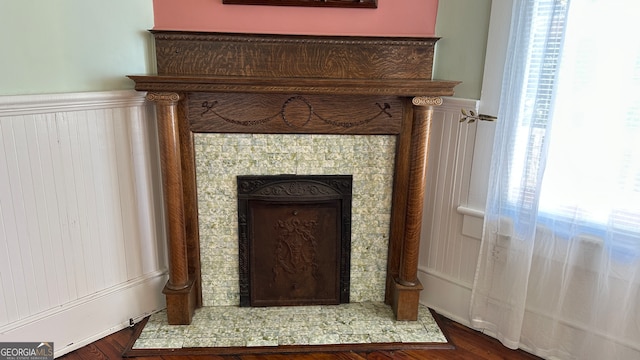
<box><xmin>433</xmin><ymin>0</ymin><xmax>492</xmax><ymax>100</ymax></box>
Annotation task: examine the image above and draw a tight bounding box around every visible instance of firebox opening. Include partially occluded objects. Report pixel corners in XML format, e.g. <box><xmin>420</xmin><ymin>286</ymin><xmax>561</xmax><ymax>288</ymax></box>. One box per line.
<box><xmin>237</xmin><ymin>175</ymin><xmax>352</xmax><ymax>307</ymax></box>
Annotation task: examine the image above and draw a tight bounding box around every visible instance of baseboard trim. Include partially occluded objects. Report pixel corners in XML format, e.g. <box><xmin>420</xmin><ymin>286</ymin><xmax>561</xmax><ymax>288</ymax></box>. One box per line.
<box><xmin>418</xmin><ymin>266</ymin><xmax>473</xmax><ymax>328</ymax></box>
<box><xmin>0</xmin><ymin>270</ymin><xmax>167</xmax><ymax>358</ymax></box>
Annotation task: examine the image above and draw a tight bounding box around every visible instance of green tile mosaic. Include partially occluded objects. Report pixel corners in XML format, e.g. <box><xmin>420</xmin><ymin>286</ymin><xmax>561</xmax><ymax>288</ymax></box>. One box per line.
<box><xmin>195</xmin><ymin>134</ymin><xmax>396</xmax><ymax>306</ymax></box>
<box><xmin>132</xmin><ymin>302</ymin><xmax>447</xmax><ymax>350</ymax></box>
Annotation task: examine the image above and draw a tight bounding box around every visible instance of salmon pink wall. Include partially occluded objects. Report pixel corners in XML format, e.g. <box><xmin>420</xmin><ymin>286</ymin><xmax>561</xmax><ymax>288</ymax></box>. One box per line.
<box><xmin>152</xmin><ymin>0</ymin><xmax>438</xmax><ymax>37</ymax></box>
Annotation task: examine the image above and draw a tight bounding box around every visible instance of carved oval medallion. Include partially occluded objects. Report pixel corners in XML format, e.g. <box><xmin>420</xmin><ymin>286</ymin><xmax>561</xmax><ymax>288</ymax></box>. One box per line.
<box><xmin>281</xmin><ymin>96</ymin><xmax>313</xmax><ymax>128</ymax></box>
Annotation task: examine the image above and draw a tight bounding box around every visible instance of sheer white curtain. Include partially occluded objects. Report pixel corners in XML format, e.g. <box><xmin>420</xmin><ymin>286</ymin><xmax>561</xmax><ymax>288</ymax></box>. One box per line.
<box><xmin>470</xmin><ymin>0</ymin><xmax>640</xmax><ymax>359</ymax></box>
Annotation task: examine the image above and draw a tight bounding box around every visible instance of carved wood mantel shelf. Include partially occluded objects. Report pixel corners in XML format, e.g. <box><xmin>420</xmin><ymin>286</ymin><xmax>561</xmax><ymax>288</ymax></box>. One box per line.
<box><xmin>129</xmin><ymin>31</ymin><xmax>459</xmax><ymax>325</ymax></box>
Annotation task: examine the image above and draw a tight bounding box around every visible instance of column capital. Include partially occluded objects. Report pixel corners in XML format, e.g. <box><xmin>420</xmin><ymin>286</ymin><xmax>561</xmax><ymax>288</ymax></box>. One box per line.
<box><xmin>146</xmin><ymin>92</ymin><xmax>183</xmax><ymax>104</ymax></box>
<box><xmin>412</xmin><ymin>96</ymin><xmax>443</xmax><ymax>107</ymax></box>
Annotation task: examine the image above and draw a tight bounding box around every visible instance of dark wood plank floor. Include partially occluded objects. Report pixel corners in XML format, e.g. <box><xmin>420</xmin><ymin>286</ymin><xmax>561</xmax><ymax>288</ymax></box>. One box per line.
<box><xmin>58</xmin><ymin>312</ymin><xmax>542</xmax><ymax>360</ymax></box>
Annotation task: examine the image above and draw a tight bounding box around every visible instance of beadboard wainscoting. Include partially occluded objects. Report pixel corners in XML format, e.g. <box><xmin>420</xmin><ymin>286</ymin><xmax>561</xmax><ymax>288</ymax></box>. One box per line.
<box><xmin>420</xmin><ymin>99</ymin><xmax>640</xmax><ymax>356</ymax></box>
<box><xmin>0</xmin><ymin>90</ymin><xmax>168</xmax><ymax>357</ymax></box>
<box><xmin>418</xmin><ymin>97</ymin><xmax>482</xmax><ymax>326</ymax></box>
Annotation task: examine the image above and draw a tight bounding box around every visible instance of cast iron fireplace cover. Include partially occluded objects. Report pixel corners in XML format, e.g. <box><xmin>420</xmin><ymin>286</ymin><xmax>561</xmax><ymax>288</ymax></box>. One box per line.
<box><xmin>237</xmin><ymin>175</ymin><xmax>352</xmax><ymax>307</ymax></box>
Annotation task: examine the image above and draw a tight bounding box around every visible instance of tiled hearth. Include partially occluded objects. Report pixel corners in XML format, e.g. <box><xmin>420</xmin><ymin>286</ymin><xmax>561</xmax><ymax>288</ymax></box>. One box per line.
<box><xmin>132</xmin><ymin>302</ymin><xmax>446</xmax><ymax>350</ymax></box>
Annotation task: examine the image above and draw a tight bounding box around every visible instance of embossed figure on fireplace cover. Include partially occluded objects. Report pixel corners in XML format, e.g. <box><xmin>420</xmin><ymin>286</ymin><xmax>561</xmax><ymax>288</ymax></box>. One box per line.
<box><xmin>273</xmin><ymin>215</ymin><xmax>320</xmax><ymax>286</ymax></box>
<box><xmin>237</xmin><ymin>175</ymin><xmax>352</xmax><ymax>307</ymax></box>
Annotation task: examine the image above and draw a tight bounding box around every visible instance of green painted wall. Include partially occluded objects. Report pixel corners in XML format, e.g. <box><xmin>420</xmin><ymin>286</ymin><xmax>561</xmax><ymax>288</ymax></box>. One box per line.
<box><xmin>433</xmin><ymin>0</ymin><xmax>492</xmax><ymax>99</ymax></box>
<box><xmin>0</xmin><ymin>0</ymin><xmax>154</xmax><ymax>96</ymax></box>
<box><xmin>0</xmin><ymin>0</ymin><xmax>489</xmax><ymax>99</ymax></box>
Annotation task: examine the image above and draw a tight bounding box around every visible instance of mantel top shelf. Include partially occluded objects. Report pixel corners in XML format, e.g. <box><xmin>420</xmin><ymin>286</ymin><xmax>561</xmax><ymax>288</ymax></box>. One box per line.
<box><xmin>128</xmin><ymin>75</ymin><xmax>459</xmax><ymax>97</ymax></box>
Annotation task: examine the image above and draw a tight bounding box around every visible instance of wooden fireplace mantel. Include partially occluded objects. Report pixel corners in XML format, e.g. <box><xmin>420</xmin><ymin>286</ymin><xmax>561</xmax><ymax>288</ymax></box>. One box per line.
<box><xmin>129</xmin><ymin>31</ymin><xmax>459</xmax><ymax>324</ymax></box>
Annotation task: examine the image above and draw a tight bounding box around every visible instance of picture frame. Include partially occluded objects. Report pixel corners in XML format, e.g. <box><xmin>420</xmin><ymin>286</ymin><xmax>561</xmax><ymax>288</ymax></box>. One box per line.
<box><xmin>222</xmin><ymin>0</ymin><xmax>378</xmax><ymax>9</ymax></box>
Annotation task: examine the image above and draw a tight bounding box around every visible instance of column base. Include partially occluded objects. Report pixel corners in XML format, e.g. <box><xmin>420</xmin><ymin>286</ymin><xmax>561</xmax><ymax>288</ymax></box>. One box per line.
<box><xmin>391</xmin><ymin>278</ymin><xmax>424</xmax><ymax>321</ymax></box>
<box><xmin>162</xmin><ymin>279</ymin><xmax>197</xmax><ymax>325</ymax></box>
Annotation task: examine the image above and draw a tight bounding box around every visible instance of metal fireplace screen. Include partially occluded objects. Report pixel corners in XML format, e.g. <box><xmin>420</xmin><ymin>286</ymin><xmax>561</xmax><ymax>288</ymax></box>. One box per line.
<box><xmin>237</xmin><ymin>175</ymin><xmax>352</xmax><ymax>307</ymax></box>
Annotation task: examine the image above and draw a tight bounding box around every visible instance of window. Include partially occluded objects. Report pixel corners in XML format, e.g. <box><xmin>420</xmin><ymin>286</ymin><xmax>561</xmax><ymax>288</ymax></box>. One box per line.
<box><xmin>504</xmin><ymin>0</ymin><xmax>640</xmax><ymax>254</ymax></box>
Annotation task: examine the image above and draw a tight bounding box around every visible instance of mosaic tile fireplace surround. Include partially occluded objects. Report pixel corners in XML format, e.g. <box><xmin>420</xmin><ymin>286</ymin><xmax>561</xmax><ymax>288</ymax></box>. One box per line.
<box><xmin>129</xmin><ymin>31</ymin><xmax>459</xmax><ymax>325</ymax></box>
<box><xmin>196</xmin><ymin>134</ymin><xmax>395</xmax><ymax>307</ymax></box>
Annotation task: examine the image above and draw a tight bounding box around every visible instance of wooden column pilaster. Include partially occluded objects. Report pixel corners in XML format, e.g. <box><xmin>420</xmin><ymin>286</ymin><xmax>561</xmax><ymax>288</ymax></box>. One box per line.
<box><xmin>391</xmin><ymin>96</ymin><xmax>442</xmax><ymax>321</ymax></box>
<box><xmin>146</xmin><ymin>92</ymin><xmax>198</xmax><ymax>325</ymax></box>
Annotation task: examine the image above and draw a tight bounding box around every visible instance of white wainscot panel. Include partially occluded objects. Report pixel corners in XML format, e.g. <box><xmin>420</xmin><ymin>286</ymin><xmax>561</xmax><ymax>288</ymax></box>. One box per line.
<box><xmin>0</xmin><ymin>90</ymin><xmax>167</xmax><ymax>357</ymax></box>
<box><xmin>417</xmin><ymin>97</ymin><xmax>481</xmax><ymax>326</ymax></box>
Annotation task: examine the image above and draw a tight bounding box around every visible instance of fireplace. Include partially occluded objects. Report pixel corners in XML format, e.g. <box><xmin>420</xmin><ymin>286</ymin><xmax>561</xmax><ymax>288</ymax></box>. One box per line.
<box><xmin>237</xmin><ymin>174</ymin><xmax>352</xmax><ymax>307</ymax></box>
<box><xmin>129</xmin><ymin>31</ymin><xmax>459</xmax><ymax>324</ymax></box>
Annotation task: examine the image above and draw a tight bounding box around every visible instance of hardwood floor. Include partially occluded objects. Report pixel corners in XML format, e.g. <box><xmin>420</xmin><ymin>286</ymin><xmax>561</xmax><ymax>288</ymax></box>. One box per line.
<box><xmin>59</xmin><ymin>312</ymin><xmax>542</xmax><ymax>360</ymax></box>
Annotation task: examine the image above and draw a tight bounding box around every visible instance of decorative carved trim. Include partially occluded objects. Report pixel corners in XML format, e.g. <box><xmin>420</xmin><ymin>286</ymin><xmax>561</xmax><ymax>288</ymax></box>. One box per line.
<box><xmin>238</xmin><ymin>177</ymin><xmax>352</xmax><ymax>196</ymax></box>
<box><xmin>412</xmin><ymin>96</ymin><xmax>443</xmax><ymax>107</ymax></box>
<box><xmin>200</xmin><ymin>95</ymin><xmax>392</xmax><ymax>129</ymax></box>
<box><xmin>146</xmin><ymin>92</ymin><xmax>182</xmax><ymax>103</ymax></box>
<box><xmin>150</xmin><ymin>31</ymin><xmax>433</xmax><ymax>47</ymax></box>
<box><xmin>257</xmin><ymin>183</ymin><xmax>335</xmax><ymax>197</ymax></box>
